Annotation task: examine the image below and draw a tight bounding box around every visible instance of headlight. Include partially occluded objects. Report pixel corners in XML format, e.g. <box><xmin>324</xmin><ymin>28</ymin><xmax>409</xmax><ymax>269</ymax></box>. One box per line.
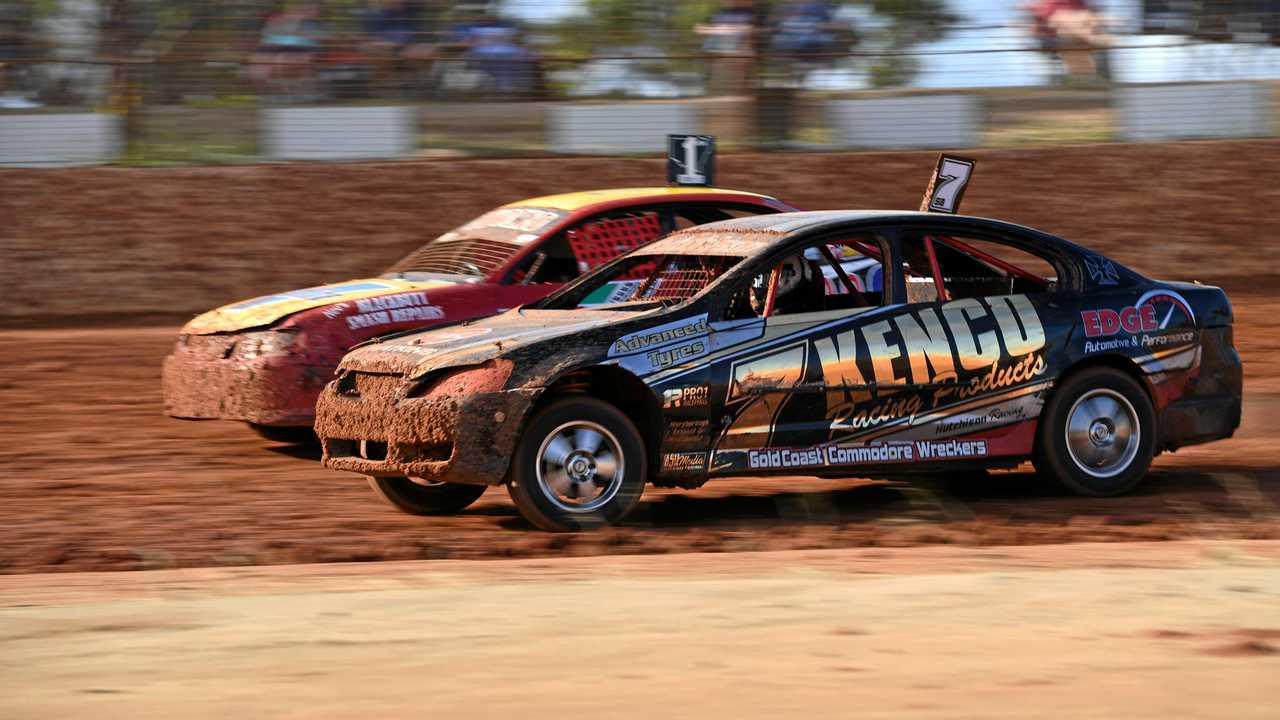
<box><xmin>403</xmin><ymin>360</ymin><xmax>513</xmax><ymax>399</ymax></box>
<box><xmin>233</xmin><ymin>329</ymin><xmax>301</xmax><ymax>359</ymax></box>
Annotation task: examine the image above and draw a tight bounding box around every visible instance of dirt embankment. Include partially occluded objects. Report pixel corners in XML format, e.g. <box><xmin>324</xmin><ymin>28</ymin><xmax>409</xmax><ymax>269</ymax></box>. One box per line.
<box><xmin>2</xmin><ymin>139</ymin><xmax>1278</xmax><ymax>325</ymax></box>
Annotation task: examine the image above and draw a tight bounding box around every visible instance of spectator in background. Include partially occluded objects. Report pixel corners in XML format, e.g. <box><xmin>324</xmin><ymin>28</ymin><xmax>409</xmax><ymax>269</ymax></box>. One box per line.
<box><xmin>770</xmin><ymin>0</ymin><xmax>839</xmax><ymax>60</ymax></box>
<box><xmin>0</xmin><ymin>6</ymin><xmax>40</xmax><ymax>109</ymax></box>
<box><xmin>455</xmin><ymin>11</ymin><xmax>537</xmax><ymax>95</ymax></box>
<box><xmin>697</xmin><ymin>0</ymin><xmax>757</xmax><ymax>95</ymax></box>
<box><xmin>246</xmin><ymin>1</ymin><xmax>329</xmax><ymax>96</ymax></box>
<box><xmin>364</xmin><ymin>0</ymin><xmax>434</xmax><ymax>64</ymax></box>
<box><xmin>1025</xmin><ymin>0</ymin><xmax>1111</xmax><ymax>82</ymax></box>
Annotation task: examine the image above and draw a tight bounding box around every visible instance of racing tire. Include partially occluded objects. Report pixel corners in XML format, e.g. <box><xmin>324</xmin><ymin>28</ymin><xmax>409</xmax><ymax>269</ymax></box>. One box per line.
<box><xmin>1034</xmin><ymin>367</ymin><xmax>1156</xmax><ymax>497</ymax></box>
<box><xmin>507</xmin><ymin>397</ymin><xmax>647</xmax><ymax>532</ymax></box>
<box><xmin>368</xmin><ymin>477</ymin><xmax>487</xmax><ymax>516</ymax></box>
<box><xmin>249</xmin><ymin>423</ymin><xmax>317</xmax><ymax>445</ymax></box>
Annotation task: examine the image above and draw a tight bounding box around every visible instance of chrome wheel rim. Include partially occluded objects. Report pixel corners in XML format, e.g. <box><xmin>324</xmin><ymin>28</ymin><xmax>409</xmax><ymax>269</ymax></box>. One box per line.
<box><xmin>535</xmin><ymin>420</ymin><xmax>624</xmax><ymax>513</ymax></box>
<box><xmin>1065</xmin><ymin>389</ymin><xmax>1141</xmax><ymax>479</ymax></box>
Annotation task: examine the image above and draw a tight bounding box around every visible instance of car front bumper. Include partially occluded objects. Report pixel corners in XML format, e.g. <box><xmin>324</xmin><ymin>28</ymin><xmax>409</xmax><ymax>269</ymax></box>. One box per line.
<box><xmin>316</xmin><ymin>364</ymin><xmax>538</xmax><ymax>485</ymax></box>
<box><xmin>162</xmin><ymin>337</ymin><xmax>332</xmax><ymax>426</ymax></box>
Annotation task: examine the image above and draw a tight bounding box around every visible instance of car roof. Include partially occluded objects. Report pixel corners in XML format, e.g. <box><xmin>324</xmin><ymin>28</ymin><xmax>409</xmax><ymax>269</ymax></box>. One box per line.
<box><xmin>505</xmin><ymin>187</ymin><xmax>778</xmax><ymax>211</ymax></box>
<box><xmin>635</xmin><ymin>210</ymin><xmax>1056</xmax><ymax>257</ymax></box>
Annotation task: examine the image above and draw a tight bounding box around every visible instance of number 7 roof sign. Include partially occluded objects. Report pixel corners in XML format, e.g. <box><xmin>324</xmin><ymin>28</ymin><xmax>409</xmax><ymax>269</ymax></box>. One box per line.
<box><xmin>920</xmin><ymin>155</ymin><xmax>976</xmax><ymax>214</ymax></box>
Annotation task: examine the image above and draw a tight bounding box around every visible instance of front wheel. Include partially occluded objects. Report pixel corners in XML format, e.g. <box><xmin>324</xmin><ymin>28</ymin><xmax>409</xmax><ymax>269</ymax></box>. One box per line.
<box><xmin>1034</xmin><ymin>367</ymin><xmax>1156</xmax><ymax>497</ymax></box>
<box><xmin>368</xmin><ymin>477</ymin><xmax>487</xmax><ymax>516</ymax></box>
<box><xmin>507</xmin><ymin>397</ymin><xmax>647</xmax><ymax>532</ymax></box>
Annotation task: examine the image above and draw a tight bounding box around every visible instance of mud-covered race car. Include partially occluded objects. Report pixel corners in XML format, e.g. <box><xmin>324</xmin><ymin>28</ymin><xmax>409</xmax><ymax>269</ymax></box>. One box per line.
<box><xmin>163</xmin><ymin>183</ymin><xmax>794</xmax><ymax>441</ymax></box>
<box><xmin>316</xmin><ymin>206</ymin><xmax>1241</xmax><ymax>531</ymax></box>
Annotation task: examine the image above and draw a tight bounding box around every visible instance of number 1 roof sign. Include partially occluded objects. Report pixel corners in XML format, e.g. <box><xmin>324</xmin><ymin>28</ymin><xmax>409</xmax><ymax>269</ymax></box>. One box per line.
<box><xmin>667</xmin><ymin>135</ymin><xmax>716</xmax><ymax>187</ymax></box>
<box><xmin>920</xmin><ymin>155</ymin><xmax>976</xmax><ymax>214</ymax></box>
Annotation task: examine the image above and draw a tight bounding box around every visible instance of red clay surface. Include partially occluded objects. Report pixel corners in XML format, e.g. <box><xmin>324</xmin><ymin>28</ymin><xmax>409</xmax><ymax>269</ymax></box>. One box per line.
<box><xmin>4</xmin><ymin>139</ymin><xmax>1278</xmax><ymax>325</ymax></box>
<box><xmin>1</xmin><ymin>288</ymin><xmax>1276</xmax><ymax>575</ymax></box>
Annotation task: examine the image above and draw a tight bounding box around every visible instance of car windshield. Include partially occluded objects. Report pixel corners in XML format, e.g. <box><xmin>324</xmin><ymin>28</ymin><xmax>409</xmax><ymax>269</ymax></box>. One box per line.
<box><xmin>548</xmin><ymin>254</ymin><xmax>745</xmax><ymax>310</ymax></box>
<box><xmin>383</xmin><ymin>207</ymin><xmax>567</xmax><ymax>279</ymax></box>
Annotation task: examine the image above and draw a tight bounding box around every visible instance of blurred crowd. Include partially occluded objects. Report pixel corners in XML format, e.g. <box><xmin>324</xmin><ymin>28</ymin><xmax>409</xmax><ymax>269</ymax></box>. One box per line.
<box><xmin>243</xmin><ymin>1</ymin><xmax>542</xmax><ymax>100</ymax></box>
<box><xmin>2</xmin><ymin>0</ymin><xmax>1279</xmax><ymax>109</ymax></box>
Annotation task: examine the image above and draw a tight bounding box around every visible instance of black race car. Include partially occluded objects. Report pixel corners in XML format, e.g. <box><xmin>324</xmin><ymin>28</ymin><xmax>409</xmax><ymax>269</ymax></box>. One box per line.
<box><xmin>316</xmin><ymin>210</ymin><xmax>1241</xmax><ymax>531</ymax></box>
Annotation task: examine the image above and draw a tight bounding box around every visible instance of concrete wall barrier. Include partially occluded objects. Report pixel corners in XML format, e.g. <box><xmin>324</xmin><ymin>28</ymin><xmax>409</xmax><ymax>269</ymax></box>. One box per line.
<box><xmin>261</xmin><ymin>106</ymin><xmax>417</xmax><ymax>161</ymax></box>
<box><xmin>0</xmin><ymin>113</ymin><xmax>122</xmax><ymax>167</ymax></box>
<box><xmin>826</xmin><ymin>95</ymin><xmax>980</xmax><ymax>150</ymax></box>
<box><xmin>1115</xmin><ymin>82</ymin><xmax>1272</xmax><ymax>142</ymax></box>
<box><xmin>549</xmin><ymin>103</ymin><xmax>701</xmax><ymax>154</ymax></box>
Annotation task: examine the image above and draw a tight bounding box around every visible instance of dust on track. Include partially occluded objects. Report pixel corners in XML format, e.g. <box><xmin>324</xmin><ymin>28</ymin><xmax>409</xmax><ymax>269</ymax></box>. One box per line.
<box><xmin>0</xmin><ymin>290</ymin><xmax>1274</xmax><ymax>575</ymax></box>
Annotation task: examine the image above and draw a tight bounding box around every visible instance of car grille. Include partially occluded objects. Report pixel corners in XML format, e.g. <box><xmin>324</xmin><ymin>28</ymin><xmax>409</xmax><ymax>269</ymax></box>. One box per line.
<box><xmin>336</xmin><ymin>371</ymin><xmax>404</xmax><ymax>399</ymax></box>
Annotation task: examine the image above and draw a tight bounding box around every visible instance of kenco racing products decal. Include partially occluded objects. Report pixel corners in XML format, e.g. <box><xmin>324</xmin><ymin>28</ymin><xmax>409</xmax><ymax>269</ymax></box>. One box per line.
<box><xmin>717</xmin><ymin>294</ymin><xmax>1049</xmax><ymax>453</ymax></box>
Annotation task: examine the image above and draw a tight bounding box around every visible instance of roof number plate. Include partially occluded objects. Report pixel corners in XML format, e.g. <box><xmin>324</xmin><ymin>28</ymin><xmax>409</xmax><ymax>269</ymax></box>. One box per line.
<box><xmin>922</xmin><ymin>155</ymin><xmax>976</xmax><ymax>214</ymax></box>
<box><xmin>668</xmin><ymin>135</ymin><xmax>716</xmax><ymax>187</ymax></box>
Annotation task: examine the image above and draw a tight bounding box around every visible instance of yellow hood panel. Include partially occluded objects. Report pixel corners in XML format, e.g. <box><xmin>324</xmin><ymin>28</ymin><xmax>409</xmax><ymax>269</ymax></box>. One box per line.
<box><xmin>183</xmin><ymin>277</ymin><xmax>454</xmax><ymax>334</ymax></box>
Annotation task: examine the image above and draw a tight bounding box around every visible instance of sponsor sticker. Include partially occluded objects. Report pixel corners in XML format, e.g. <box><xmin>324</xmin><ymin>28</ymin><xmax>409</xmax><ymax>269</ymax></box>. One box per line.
<box><xmin>1081</xmin><ymin>290</ymin><xmax>1197</xmax><ymax>353</ymax></box>
<box><xmin>610</xmin><ymin>314</ymin><xmax>710</xmax><ymax>357</ymax></box>
<box><xmin>1084</xmin><ymin>255</ymin><xmax>1120</xmax><ymax>286</ymax></box>
<box><xmin>647</xmin><ymin>340</ymin><xmax>708</xmax><ymax>371</ymax></box>
<box><xmin>663</xmin><ymin>385</ymin><xmax>710</xmax><ymax>409</ymax></box>
<box><xmin>345</xmin><ymin>292</ymin><xmax>445</xmax><ymax>330</ymax></box>
<box><xmin>745</xmin><ymin>439</ymin><xmax>989</xmax><ymax>470</ymax></box>
<box><xmin>665</xmin><ymin>419</ymin><xmax>710</xmax><ymax>440</ymax></box>
<box><xmin>662</xmin><ymin>452</ymin><xmax>707</xmax><ymax>473</ymax></box>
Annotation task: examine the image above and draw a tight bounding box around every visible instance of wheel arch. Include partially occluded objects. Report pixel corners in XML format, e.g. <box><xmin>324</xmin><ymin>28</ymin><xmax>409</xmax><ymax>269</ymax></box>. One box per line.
<box><xmin>1034</xmin><ymin>353</ymin><xmax>1155</xmax><ymax>458</ymax></box>
<box><xmin>529</xmin><ymin>365</ymin><xmax>664</xmax><ymax>472</ymax></box>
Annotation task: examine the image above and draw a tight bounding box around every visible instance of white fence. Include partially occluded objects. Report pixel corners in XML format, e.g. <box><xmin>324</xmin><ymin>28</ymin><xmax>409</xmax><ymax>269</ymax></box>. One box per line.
<box><xmin>0</xmin><ymin>113</ymin><xmax>121</xmax><ymax>167</ymax></box>
<box><xmin>260</xmin><ymin>106</ymin><xmax>418</xmax><ymax>161</ymax></box>
<box><xmin>548</xmin><ymin>103</ymin><xmax>702</xmax><ymax>154</ymax></box>
<box><xmin>1114</xmin><ymin>82</ymin><xmax>1273</xmax><ymax>142</ymax></box>
<box><xmin>825</xmin><ymin>95</ymin><xmax>981</xmax><ymax>150</ymax></box>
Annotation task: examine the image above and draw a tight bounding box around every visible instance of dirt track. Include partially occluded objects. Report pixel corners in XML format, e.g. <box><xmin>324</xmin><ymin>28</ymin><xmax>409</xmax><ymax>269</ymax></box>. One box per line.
<box><xmin>3</xmin><ymin>540</ymin><xmax>1279</xmax><ymax>719</ymax></box>
<box><xmin>1</xmin><ymin>289</ymin><xmax>1277</xmax><ymax>575</ymax></box>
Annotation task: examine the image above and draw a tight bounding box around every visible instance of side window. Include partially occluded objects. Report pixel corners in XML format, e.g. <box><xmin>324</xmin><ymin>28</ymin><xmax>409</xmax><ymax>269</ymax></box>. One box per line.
<box><xmin>725</xmin><ymin>235</ymin><xmax>887</xmax><ymax>320</ymax></box>
<box><xmin>514</xmin><ymin>210</ymin><xmax>670</xmax><ymax>284</ymax></box>
<box><xmin>900</xmin><ymin>232</ymin><xmax>1056</xmax><ymax>304</ymax></box>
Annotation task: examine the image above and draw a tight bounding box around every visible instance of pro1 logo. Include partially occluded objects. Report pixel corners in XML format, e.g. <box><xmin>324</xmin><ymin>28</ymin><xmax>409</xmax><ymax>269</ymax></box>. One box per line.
<box><xmin>667</xmin><ymin>135</ymin><xmax>716</xmax><ymax>187</ymax></box>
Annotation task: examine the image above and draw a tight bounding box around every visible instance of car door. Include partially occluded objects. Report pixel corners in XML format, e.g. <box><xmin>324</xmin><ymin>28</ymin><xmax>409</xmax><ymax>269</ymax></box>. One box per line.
<box><xmin>703</xmin><ymin>232</ymin><xmax>903</xmax><ymax>473</ymax></box>
<box><xmin>876</xmin><ymin>226</ymin><xmax>1079</xmax><ymax>460</ymax></box>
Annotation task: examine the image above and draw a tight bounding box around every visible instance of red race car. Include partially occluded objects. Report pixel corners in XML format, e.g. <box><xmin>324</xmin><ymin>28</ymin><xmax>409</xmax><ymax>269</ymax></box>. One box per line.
<box><xmin>164</xmin><ymin>183</ymin><xmax>795</xmax><ymax>441</ymax></box>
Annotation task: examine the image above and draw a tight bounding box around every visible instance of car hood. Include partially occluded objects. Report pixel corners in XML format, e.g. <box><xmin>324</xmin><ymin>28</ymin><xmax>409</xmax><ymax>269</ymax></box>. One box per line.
<box><xmin>182</xmin><ymin>277</ymin><xmax>458</xmax><ymax>334</ymax></box>
<box><xmin>339</xmin><ymin>308</ymin><xmax>647</xmax><ymax>379</ymax></box>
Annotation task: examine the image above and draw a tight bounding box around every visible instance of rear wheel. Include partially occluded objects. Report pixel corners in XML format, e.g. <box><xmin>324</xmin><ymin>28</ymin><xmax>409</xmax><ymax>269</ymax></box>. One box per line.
<box><xmin>368</xmin><ymin>477</ymin><xmax>487</xmax><ymax>516</ymax></box>
<box><xmin>507</xmin><ymin>397</ymin><xmax>646</xmax><ymax>532</ymax></box>
<box><xmin>1034</xmin><ymin>367</ymin><xmax>1156</xmax><ymax>496</ymax></box>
